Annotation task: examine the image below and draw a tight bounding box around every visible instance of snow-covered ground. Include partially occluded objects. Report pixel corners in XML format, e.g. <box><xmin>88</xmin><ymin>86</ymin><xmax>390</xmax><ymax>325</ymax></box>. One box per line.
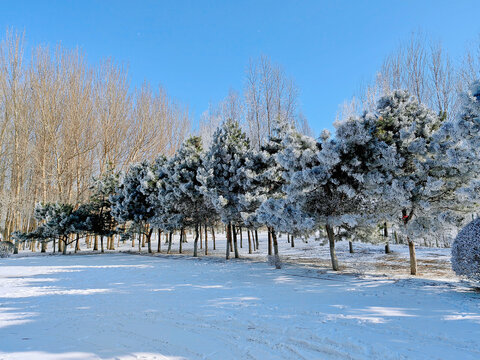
<box><xmin>1</xmin><ymin>236</ymin><xmax>480</xmax><ymax>359</ymax></box>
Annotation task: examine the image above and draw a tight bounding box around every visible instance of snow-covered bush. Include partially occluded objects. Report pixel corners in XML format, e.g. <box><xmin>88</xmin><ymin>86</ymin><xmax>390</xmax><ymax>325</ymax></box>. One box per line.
<box><xmin>0</xmin><ymin>241</ymin><xmax>14</xmax><ymax>258</ymax></box>
<box><xmin>451</xmin><ymin>218</ymin><xmax>480</xmax><ymax>281</ymax></box>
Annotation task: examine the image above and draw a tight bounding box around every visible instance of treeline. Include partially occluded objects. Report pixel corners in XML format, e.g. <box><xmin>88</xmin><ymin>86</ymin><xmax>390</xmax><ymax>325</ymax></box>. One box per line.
<box><xmin>13</xmin><ymin>81</ymin><xmax>480</xmax><ymax>275</ymax></box>
<box><xmin>0</xmin><ymin>30</ymin><xmax>190</xmax><ymax>240</ymax></box>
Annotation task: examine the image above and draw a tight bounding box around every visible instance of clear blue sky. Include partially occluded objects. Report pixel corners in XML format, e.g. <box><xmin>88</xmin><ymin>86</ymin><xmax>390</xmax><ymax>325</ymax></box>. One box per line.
<box><xmin>1</xmin><ymin>0</ymin><xmax>480</xmax><ymax>135</ymax></box>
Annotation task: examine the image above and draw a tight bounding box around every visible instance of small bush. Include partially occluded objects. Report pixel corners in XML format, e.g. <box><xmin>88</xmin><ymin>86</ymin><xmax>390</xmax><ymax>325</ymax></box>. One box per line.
<box><xmin>0</xmin><ymin>241</ymin><xmax>15</xmax><ymax>258</ymax></box>
<box><xmin>452</xmin><ymin>218</ymin><xmax>480</xmax><ymax>280</ymax></box>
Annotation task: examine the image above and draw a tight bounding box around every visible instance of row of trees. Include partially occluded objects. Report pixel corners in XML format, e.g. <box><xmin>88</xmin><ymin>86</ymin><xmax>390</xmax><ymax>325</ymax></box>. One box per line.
<box><xmin>14</xmin><ymin>80</ymin><xmax>480</xmax><ymax>275</ymax></box>
<box><xmin>0</xmin><ymin>29</ymin><xmax>190</xmax><ymax>241</ymax></box>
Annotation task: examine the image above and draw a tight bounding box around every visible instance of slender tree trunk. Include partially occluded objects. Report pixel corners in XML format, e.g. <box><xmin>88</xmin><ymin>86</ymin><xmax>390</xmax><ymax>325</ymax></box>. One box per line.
<box><xmin>94</xmin><ymin>235</ymin><xmax>98</xmax><ymax>251</ymax></box>
<box><xmin>226</xmin><ymin>223</ymin><xmax>231</xmax><ymax>260</ymax></box>
<box><xmin>53</xmin><ymin>238</ymin><xmax>56</xmax><ymax>253</ymax></box>
<box><xmin>255</xmin><ymin>229</ymin><xmax>259</xmax><ymax>249</ymax></box>
<box><xmin>141</xmin><ymin>233</ymin><xmax>145</xmax><ymax>248</ymax></box>
<box><xmin>193</xmin><ymin>224</ymin><xmax>199</xmax><ymax>257</ymax></box>
<box><xmin>268</xmin><ymin>227</ymin><xmax>273</xmax><ymax>256</ymax></box>
<box><xmin>167</xmin><ymin>232</ymin><xmax>172</xmax><ymax>254</ymax></box>
<box><xmin>228</xmin><ymin>225</ymin><xmax>233</xmax><ymax>252</ymax></box>
<box><xmin>232</xmin><ymin>224</ymin><xmax>239</xmax><ymax>259</ymax></box>
<box><xmin>212</xmin><ymin>227</ymin><xmax>216</xmax><ymax>250</ymax></box>
<box><xmin>291</xmin><ymin>235</ymin><xmax>295</xmax><ymax>248</ymax></box>
<box><xmin>157</xmin><ymin>229</ymin><xmax>162</xmax><ymax>253</ymax></box>
<box><xmin>239</xmin><ymin>227</ymin><xmax>243</xmax><ymax>248</ymax></box>
<box><xmin>41</xmin><ymin>241</ymin><xmax>46</xmax><ymax>253</ymax></box>
<box><xmin>248</xmin><ymin>229</ymin><xmax>252</xmax><ymax>254</ymax></box>
<box><xmin>271</xmin><ymin>228</ymin><xmax>280</xmax><ymax>269</ymax></box>
<box><xmin>75</xmin><ymin>234</ymin><xmax>80</xmax><ymax>253</ymax></box>
<box><xmin>349</xmin><ymin>240</ymin><xmax>354</xmax><ymax>254</ymax></box>
<box><xmin>384</xmin><ymin>222</ymin><xmax>391</xmax><ymax>254</ymax></box>
<box><xmin>101</xmin><ymin>236</ymin><xmax>104</xmax><ymax>253</ymax></box>
<box><xmin>62</xmin><ymin>237</ymin><xmax>67</xmax><ymax>255</ymax></box>
<box><xmin>13</xmin><ymin>238</ymin><xmax>19</xmax><ymax>254</ymax></box>
<box><xmin>199</xmin><ymin>224</ymin><xmax>203</xmax><ymax>249</ymax></box>
<box><xmin>204</xmin><ymin>224</ymin><xmax>208</xmax><ymax>255</ymax></box>
<box><xmin>325</xmin><ymin>224</ymin><xmax>339</xmax><ymax>271</ymax></box>
<box><xmin>408</xmin><ymin>239</ymin><xmax>417</xmax><ymax>275</ymax></box>
<box><xmin>179</xmin><ymin>228</ymin><xmax>183</xmax><ymax>254</ymax></box>
<box><xmin>147</xmin><ymin>228</ymin><xmax>153</xmax><ymax>254</ymax></box>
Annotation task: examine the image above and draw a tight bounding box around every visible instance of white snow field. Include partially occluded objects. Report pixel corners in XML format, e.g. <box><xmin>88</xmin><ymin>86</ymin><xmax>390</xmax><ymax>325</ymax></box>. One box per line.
<box><xmin>0</xmin><ymin>250</ymin><xmax>479</xmax><ymax>359</ymax></box>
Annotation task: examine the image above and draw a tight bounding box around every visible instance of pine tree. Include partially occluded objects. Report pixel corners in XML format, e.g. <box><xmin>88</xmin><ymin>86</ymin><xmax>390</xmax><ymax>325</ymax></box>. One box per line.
<box><xmin>198</xmin><ymin>119</ymin><xmax>252</xmax><ymax>259</ymax></box>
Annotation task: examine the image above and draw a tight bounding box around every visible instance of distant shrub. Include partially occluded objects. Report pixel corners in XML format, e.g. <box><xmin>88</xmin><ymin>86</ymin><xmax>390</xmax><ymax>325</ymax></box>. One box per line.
<box><xmin>0</xmin><ymin>241</ymin><xmax>14</xmax><ymax>258</ymax></box>
<box><xmin>452</xmin><ymin>218</ymin><xmax>480</xmax><ymax>280</ymax></box>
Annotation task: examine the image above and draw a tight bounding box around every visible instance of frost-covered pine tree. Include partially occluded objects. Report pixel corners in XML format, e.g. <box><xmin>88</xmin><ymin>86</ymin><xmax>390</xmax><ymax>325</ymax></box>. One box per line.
<box><xmin>164</xmin><ymin>136</ymin><xmax>217</xmax><ymax>257</ymax></box>
<box><xmin>198</xmin><ymin>119</ymin><xmax>253</xmax><ymax>259</ymax></box>
<box><xmin>111</xmin><ymin>161</ymin><xmax>156</xmax><ymax>253</ymax></box>
<box><xmin>367</xmin><ymin>89</ymin><xmax>480</xmax><ymax>275</ymax></box>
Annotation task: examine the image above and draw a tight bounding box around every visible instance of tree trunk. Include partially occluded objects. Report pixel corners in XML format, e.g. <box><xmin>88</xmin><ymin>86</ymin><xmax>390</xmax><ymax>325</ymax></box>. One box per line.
<box><xmin>255</xmin><ymin>229</ymin><xmax>259</xmax><ymax>249</ymax></box>
<box><xmin>13</xmin><ymin>238</ymin><xmax>19</xmax><ymax>254</ymax></box>
<box><xmin>212</xmin><ymin>226</ymin><xmax>216</xmax><ymax>250</ymax></box>
<box><xmin>268</xmin><ymin>228</ymin><xmax>273</xmax><ymax>256</ymax></box>
<box><xmin>41</xmin><ymin>241</ymin><xmax>46</xmax><ymax>253</ymax></box>
<box><xmin>291</xmin><ymin>235</ymin><xmax>295</xmax><ymax>248</ymax></box>
<box><xmin>349</xmin><ymin>240</ymin><xmax>354</xmax><ymax>254</ymax></box>
<box><xmin>167</xmin><ymin>232</ymin><xmax>173</xmax><ymax>254</ymax></box>
<box><xmin>384</xmin><ymin>222</ymin><xmax>391</xmax><ymax>254</ymax></box>
<box><xmin>101</xmin><ymin>236</ymin><xmax>104</xmax><ymax>253</ymax></box>
<box><xmin>147</xmin><ymin>228</ymin><xmax>153</xmax><ymax>254</ymax></box>
<box><xmin>408</xmin><ymin>239</ymin><xmax>417</xmax><ymax>275</ymax></box>
<box><xmin>247</xmin><ymin>229</ymin><xmax>252</xmax><ymax>254</ymax></box>
<box><xmin>204</xmin><ymin>224</ymin><xmax>208</xmax><ymax>255</ymax></box>
<box><xmin>193</xmin><ymin>224</ymin><xmax>199</xmax><ymax>257</ymax></box>
<box><xmin>226</xmin><ymin>223</ymin><xmax>231</xmax><ymax>260</ymax></box>
<box><xmin>157</xmin><ymin>229</ymin><xmax>162</xmax><ymax>253</ymax></box>
<box><xmin>199</xmin><ymin>224</ymin><xmax>203</xmax><ymax>249</ymax></box>
<box><xmin>179</xmin><ymin>229</ymin><xmax>183</xmax><ymax>254</ymax></box>
<box><xmin>75</xmin><ymin>234</ymin><xmax>80</xmax><ymax>253</ymax></box>
<box><xmin>239</xmin><ymin>227</ymin><xmax>243</xmax><ymax>248</ymax></box>
<box><xmin>232</xmin><ymin>224</ymin><xmax>239</xmax><ymax>259</ymax></box>
<box><xmin>271</xmin><ymin>228</ymin><xmax>281</xmax><ymax>269</ymax></box>
<box><xmin>325</xmin><ymin>224</ymin><xmax>339</xmax><ymax>271</ymax></box>
<box><xmin>62</xmin><ymin>237</ymin><xmax>67</xmax><ymax>255</ymax></box>
<box><xmin>385</xmin><ymin>243</ymin><xmax>391</xmax><ymax>254</ymax></box>
<box><xmin>53</xmin><ymin>238</ymin><xmax>56</xmax><ymax>253</ymax></box>
<box><xmin>94</xmin><ymin>235</ymin><xmax>98</xmax><ymax>251</ymax></box>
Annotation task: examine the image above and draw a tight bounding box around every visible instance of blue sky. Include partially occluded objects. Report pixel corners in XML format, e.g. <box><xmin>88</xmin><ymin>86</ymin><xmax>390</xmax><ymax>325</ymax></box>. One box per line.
<box><xmin>1</xmin><ymin>0</ymin><xmax>479</xmax><ymax>135</ymax></box>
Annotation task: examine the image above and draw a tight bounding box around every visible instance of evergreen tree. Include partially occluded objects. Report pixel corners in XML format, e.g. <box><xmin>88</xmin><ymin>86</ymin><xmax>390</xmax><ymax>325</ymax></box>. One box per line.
<box><xmin>198</xmin><ymin>119</ymin><xmax>253</xmax><ymax>259</ymax></box>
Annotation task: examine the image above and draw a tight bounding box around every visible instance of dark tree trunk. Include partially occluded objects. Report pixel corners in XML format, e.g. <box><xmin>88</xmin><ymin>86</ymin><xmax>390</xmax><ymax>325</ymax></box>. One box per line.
<box><xmin>14</xmin><ymin>238</ymin><xmax>19</xmax><ymax>254</ymax></box>
<box><xmin>226</xmin><ymin>223</ymin><xmax>231</xmax><ymax>260</ymax></box>
<box><xmin>271</xmin><ymin>228</ymin><xmax>281</xmax><ymax>269</ymax></box>
<box><xmin>384</xmin><ymin>222</ymin><xmax>391</xmax><ymax>254</ymax></box>
<box><xmin>193</xmin><ymin>224</ymin><xmax>200</xmax><ymax>257</ymax></box>
<box><xmin>53</xmin><ymin>238</ymin><xmax>56</xmax><ymax>253</ymax></box>
<box><xmin>291</xmin><ymin>235</ymin><xmax>295</xmax><ymax>248</ymax></box>
<box><xmin>93</xmin><ymin>235</ymin><xmax>98</xmax><ymax>251</ymax></box>
<box><xmin>199</xmin><ymin>224</ymin><xmax>203</xmax><ymax>249</ymax></box>
<box><xmin>75</xmin><ymin>234</ymin><xmax>80</xmax><ymax>253</ymax></box>
<box><xmin>101</xmin><ymin>235</ymin><xmax>105</xmax><ymax>253</ymax></box>
<box><xmin>167</xmin><ymin>232</ymin><xmax>173</xmax><ymax>254</ymax></box>
<box><xmin>255</xmin><ymin>229</ymin><xmax>259</xmax><ymax>250</ymax></box>
<box><xmin>349</xmin><ymin>240</ymin><xmax>354</xmax><ymax>254</ymax></box>
<box><xmin>232</xmin><ymin>224</ymin><xmax>239</xmax><ymax>259</ymax></box>
<box><xmin>247</xmin><ymin>229</ymin><xmax>252</xmax><ymax>254</ymax></box>
<box><xmin>41</xmin><ymin>241</ymin><xmax>46</xmax><ymax>253</ymax></box>
<box><xmin>179</xmin><ymin>229</ymin><xmax>183</xmax><ymax>254</ymax></box>
<box><xmin>147</xmin><ymin>228</ymin><xmax>153</xmax><ymax>254</ymax></box>
<box><xmin>204</xmin><ymin>224</ymin><xmax>208</xmax><ymax>255</ymax></box>
<box><xmin>212</xmin><ymin>226</ymin><xmax>216</xmax><ymax>250</ymax></box>
<box><xmin>325</xmin><ymin>224</ymin><xmax>339</xmax><ymax>271</ymax></box>
<box><xmin>268</xmin><ymin>228</ymin><xmax>273</xmax><ymax>256</ymax></box>
<box><xmin>239</xmin><ymin>227</ymin><xmax>243</xmax><ymax>248</ymax></box>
